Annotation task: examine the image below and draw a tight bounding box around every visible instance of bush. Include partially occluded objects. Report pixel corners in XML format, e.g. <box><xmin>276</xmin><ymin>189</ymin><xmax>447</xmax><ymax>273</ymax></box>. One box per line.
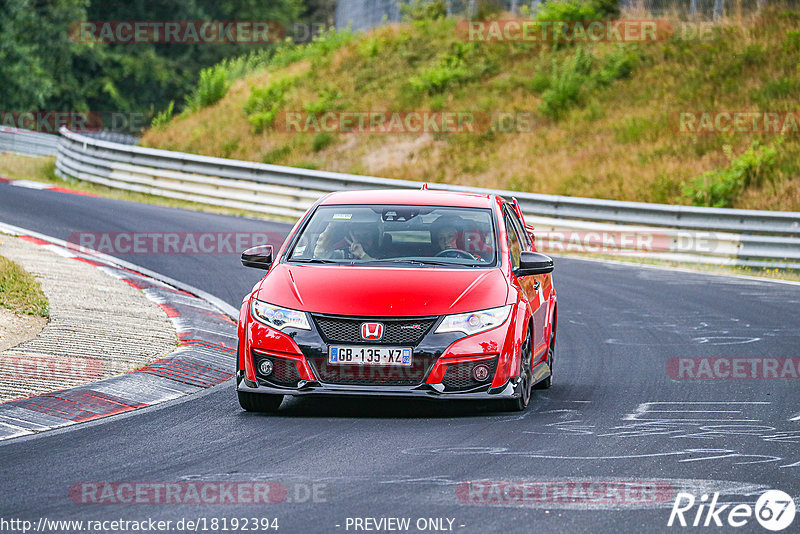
<box><xmin>304</xmin><ymin>87</ymin><xmax>345</xmax><ymax>113</ymax></box>
<box><xmin>408</xmin><ymin>42</ymin><xmax>494</xmax><ymax>95</ymax></box>
<box><xmin>539</xmin><ymin>45</ymin><xmax>638</xmax><ymax>118</ymax></box>
<box><xmin>534</xmin><ymin>0</ymin><xmax>604</xmax><ymax>22</ymax></box>
<box><xmin>401</xmin><ymin>0</ymin><xmax>447</xmax><ymax>21</ymax></box>
<box><xmin>475</xmin><ymin>0</ymin><xmax>505</xmax><ymax>19</ymax></box>
<box><xmin>595</xmin><ymin>45</ymin><xmax>638</xmax><ymax>85</ymax></box>
<box><xmin>683</xmin><ymin>142</ymin><xmax>778</xmax><ymax>207</ymax></box>
<box><xmin>185</xmin><ymin>65</ymin><xmax>231</xmax><ymax>111</ymax></box>
<box><xmin>270</xmin><ymin>28</ymin><xmax>356</xmax><ymax>70</ymax></box>
<box><xmin>312</xmin><ymin>132</ymin><xmax>334</xmax><ymax>152</ymax></box>
<box><xmin>540</xmin><ymin>46</ymin><xmax>593</xmax><ymax>118</ymax></box>
<box><xmin>151</xmin><ymin>101</ymin><xmax>174</xmax><ymax>128</ymax></box>
<box><xmin>244</xmin><ymin>77</ymin><xmax>296</xmax><ymax>133</ymax></box>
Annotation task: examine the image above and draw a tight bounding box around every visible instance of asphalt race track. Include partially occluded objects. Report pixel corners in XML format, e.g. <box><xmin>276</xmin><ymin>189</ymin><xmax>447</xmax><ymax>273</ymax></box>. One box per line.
<box><xmin>1</xmin><ymin>182</ymin><xmax>799</xmax><ymax>533</ymax></box>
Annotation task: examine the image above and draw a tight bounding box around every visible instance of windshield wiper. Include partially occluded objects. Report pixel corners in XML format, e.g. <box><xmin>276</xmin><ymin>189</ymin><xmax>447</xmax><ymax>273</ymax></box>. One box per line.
<box><xmin>365</xmin><ymin>259</ymin><xmax>476</xmax><ymax>267</ymax></box>
<box><xmin>289</xmin><ymin>258</ymin><xmax>341</xmax><ymax>264</ymax></box>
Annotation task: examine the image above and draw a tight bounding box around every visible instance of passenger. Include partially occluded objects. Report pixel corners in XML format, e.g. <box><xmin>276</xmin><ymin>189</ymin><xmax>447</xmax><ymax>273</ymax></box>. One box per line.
<box><xmin>315</xmin><ymin>222</ymin><xmax>380</xmax><ymax>260</ymax></box>
<box><xmin>345</xmin><ymin>224</ymin><xmax>380</xmax><ymax>260</ymax></box>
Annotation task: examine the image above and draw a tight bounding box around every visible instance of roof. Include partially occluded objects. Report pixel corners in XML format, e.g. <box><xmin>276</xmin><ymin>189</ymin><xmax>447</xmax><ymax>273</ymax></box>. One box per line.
<box><xmin>318</xmin><ymin>189</ymin><xmax>498</xmax><ymax>209</ymax></box>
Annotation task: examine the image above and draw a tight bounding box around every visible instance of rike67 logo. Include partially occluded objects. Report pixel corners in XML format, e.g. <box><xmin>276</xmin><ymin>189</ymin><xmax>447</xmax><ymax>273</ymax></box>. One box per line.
<box><xmin>668</xmin><ymin>490</ymin><xmax>796</xmax><ymax>531</ymax></box>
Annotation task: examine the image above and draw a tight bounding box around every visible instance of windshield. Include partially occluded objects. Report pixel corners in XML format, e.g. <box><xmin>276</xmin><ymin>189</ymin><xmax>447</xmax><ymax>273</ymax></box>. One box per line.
<box><xmin>287</xmin><ymin>205</ymin><xmax>496</xmax><ymax>267</ymax></box>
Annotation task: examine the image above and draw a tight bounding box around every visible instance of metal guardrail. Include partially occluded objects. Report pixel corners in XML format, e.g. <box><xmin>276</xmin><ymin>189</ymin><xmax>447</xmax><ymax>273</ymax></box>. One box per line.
<box><xmin>0</xmin><ymin>127</ymin><xmax>60</xmax><ymax>157</ymax></box>
<box><xmin>52</xmin><ymin>127</ymin><xmax>800</xmax><ymax>268</ymax></box>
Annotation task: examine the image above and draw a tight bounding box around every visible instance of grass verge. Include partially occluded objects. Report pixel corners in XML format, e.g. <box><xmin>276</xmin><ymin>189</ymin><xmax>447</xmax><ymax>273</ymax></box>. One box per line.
<box><xmin>0</xmin><ymin>254</ymin><xmax>49</xmax><ymax>317</ymax></box>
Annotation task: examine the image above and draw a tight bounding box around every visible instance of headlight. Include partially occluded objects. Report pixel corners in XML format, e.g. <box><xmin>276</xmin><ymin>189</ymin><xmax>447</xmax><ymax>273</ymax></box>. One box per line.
<box><xmin>435</xmin><ymin>305</ymin><xmax>512</xmax><ymax>336</ymax></box>
<box><xmin>251</xmin><ymin>299</ymin><xmax>310</xmax><ymax>331</ymax></box>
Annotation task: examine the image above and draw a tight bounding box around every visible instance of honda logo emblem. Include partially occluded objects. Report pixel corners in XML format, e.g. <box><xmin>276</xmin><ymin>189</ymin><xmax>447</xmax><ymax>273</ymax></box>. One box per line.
<box><xmin>361</xmin><ymin>322</ymin><xmax>384</xmax><ymax>340</ymax></box>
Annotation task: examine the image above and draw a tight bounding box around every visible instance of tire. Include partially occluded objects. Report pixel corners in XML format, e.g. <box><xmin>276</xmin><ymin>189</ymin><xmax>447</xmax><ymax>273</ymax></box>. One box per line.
<box><xmin>237</xmin><ymin>390</ymin><xmax>284</xmax><ymax>412</ymax></box>
<box><xmin>501</xmin><ymin>328</ymin><xmax>533</xmax><ymax>412</ymax></box>
<box><xmin>534</xmin><ymin>332</ymin><xmax>555</xmax><ymax>390</ymax></box>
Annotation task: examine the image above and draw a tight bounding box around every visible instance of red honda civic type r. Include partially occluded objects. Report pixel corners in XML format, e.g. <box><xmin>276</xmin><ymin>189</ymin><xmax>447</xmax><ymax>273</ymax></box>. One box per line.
<box><xmin>236</xmin><ymin>189</ymin><xmax>557</xmax><ymax>412</ymax></box>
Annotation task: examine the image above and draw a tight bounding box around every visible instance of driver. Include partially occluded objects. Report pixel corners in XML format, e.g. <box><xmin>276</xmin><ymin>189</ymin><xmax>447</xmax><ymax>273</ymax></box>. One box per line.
<box><xmin>430</xmin><ymin>215</ymin><xmax>463</xmax><ymax>253</ymax></box>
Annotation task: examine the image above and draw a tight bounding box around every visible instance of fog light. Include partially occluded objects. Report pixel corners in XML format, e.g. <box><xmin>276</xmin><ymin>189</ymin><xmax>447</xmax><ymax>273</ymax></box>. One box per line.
<box><xmin>472</xmin><ymin>363</ymin><xmax>491</xmax><ymax>382</ymax></box>
<box><xmin>258</xmin><ymin>359</ymin><xmax>274</xmax><ymax>376</ymax></box>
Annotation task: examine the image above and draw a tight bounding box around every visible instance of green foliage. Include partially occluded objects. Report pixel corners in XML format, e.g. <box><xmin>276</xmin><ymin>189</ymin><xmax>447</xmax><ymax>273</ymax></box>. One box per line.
<box><xmin>304</xmin><ymin>87</ymin><xmax>345</xmax><ymax>113</ymax></box>
<box><xmin>752</xmin><ymin>77</ymin><xmax>800</xmax><ymax>109</ymax></box>
<box><xmin>683</xmin><ymin>142</ymin><xmax>779</xmax><ymax>207</ymax></box>
<box><xmin>151</xmin><ymin>101</ymin><xmax>175</xmax><ymax>128</ymax></box>
<box><xmin>400</xmin><ymin>0</ymin><xmax>447</xmax><ymax>21</ymax></box>
<box><xmin>540</xmin><ymin>46</ymin><xmax>593</xmax><ymax>118</ymax></box>
<box><xmin>262</xmin><ymin>145</ymin><xmax>293</xmax><ymax>163</ymax></box>
<box><xmin>185</xmin><ymin>65</ymin><xmax>231</xmax><ymax>112</ymax></box>
<box><xmin>0</xmin><ymin>0</ymin><xmax>304</xmax><ymax>130</ymax></box>
<box><xmin>526</xmin><ymin>0</ymin><xmax>619</xmax><ymax>51</ymax></box>
<box><xmin>540</xmin><ymin>45</ymin><xmax>638</xmax><ymax>118</ymax></box>
<box><xmin>357</xmin><ymin>36</ymin><xmax>383</xmax><ymax>58</ymax></box>
<box><xmin>534</xmin><ymin>0</ymin><xmax>605</xmax><ymax>22</ymax></box>
<box><xmin>312</xmin><ymin>132</ymin><xmax>334</xmax><ymax>151</ymax></box>
<box><xmin>408</xmin><ymin>42</ymin><xmax>494</xmax><ymax>95</ymax></box>
<box><xmin>0</xmin><ymin>256</ymin><xmax>49</xmax><ymax>317</ymax></box>
<box><xmin>0</xmin><ymin>0</ymin><xmax>85</xmax><ymax>110</ymax></box>
<box><xmin>223</xmin><ymin>50</ymin><xmax>277</xmax><ymax>80</ymax></box>
<box><xmin>782</xmin><ymin>30</ymin><xmax>800</xmax><ymax>52</ymax></box>
<box><xmin>270</xmin><ymin>28</ymin><xmax>357</xmax><ymax>69</ymax></box>
<box><xmin>475</xmin><ymin>0</ymin><xmax>505</xmax><ymax>19</ymax></box>
<box><xmin>595</xmin><ymin>45</ymin><xmax>638</xmax><ymax>85</ymax></box>
<box><xmin>589</xmin><ymin>0</ymin><xmax>621</xmax><ymax>19</ymax></box>
<box><xmin>613</xmin><ymin>117</ymin><xmax>650</xmax><ymax>143</ymax></box>
<box><xmin>244</xmin><ymin>77</ymin><xmax>296</xmax><ymax>133</ymax></box>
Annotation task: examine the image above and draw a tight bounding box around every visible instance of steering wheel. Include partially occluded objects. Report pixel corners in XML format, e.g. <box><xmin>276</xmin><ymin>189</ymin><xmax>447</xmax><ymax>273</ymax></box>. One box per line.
<box><xmin>435</xmin><ymin>248</ymin><xmax>476</xmax><ymax>260</ymax></box>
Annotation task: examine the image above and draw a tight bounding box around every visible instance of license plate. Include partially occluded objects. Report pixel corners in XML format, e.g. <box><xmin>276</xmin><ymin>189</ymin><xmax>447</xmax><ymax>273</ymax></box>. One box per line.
<box><xmin>328</xmin><ymin>346</ymin><xmax>412</xmax><ymax>366</ymax></box>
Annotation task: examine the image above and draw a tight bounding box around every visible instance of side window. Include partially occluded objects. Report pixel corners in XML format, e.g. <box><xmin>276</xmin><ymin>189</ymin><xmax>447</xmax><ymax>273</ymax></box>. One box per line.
<box><xmin>503</xmin><ymin>210</ymin><xmax>522</xmax><ymax>270</ymax></box>
<box><xmin>508</xmin><ymin>209</ymin><xmax>531</xmax><ymax>251</ymax></box>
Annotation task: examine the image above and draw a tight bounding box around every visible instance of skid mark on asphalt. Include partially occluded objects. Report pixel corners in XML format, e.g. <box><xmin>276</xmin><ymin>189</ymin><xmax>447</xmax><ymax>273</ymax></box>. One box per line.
<box><xmin>399</xmin><ymin>400</ymin><xmax>800</xmax><ymax>469</ymax></box>
<box><xmin>604</xmin><ymin>312</ymin><xmax>765</xmax><ymax>346</ymax></box>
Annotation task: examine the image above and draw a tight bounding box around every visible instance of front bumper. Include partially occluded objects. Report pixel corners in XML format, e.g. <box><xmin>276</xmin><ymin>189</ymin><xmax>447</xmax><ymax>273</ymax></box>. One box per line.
<box><xmin>236</xmin><ymin>370</ymin><xmax>522</xmax><ymax>399</ymax></box>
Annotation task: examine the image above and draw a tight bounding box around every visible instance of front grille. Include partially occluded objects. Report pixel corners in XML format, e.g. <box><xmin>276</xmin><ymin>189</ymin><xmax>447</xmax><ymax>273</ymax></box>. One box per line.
<box><xmin>312</xmin><ymin>315</ymin><xmax>437</xmax><ymax>346</ymax></box>
<box><xmin>253</xmin><ymin>352</ymin><xmax>301</xmax><ymax>387</ymax></box>
<box><xmin>442</xmin><ymin>357</ymin><xmax>498</xmax><ymax>391</ymax></box>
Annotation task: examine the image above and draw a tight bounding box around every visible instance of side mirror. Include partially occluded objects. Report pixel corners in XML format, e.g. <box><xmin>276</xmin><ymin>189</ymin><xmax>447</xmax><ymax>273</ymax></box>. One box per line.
<box><xmin>516</xmin><ymin>251</ymin><xmax>554</xmax><ymax>276</ymax></box>
<box><xmin>241</xmin><ymin>245</ymin><xmax>273</xmax><ymax>269</ymax></box>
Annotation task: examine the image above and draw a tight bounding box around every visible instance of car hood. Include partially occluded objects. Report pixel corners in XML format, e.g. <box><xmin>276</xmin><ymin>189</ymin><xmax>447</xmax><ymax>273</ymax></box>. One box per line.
<box><xmin>253</xmin><ymin>264</ymin><xmax>509</xmax><ymax>317</ymax></box>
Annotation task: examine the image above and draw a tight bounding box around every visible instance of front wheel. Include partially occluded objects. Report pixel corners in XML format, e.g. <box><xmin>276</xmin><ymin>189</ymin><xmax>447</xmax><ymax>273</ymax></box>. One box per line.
<box><xmin>501</xmin><ymin>329</ymin><xmax>533</xmax><ymax>412</ymax></box>
<box><xmin>237</xmin><ymin>390</ymin><xmax>284</xmax><ymax>412</ymax></box>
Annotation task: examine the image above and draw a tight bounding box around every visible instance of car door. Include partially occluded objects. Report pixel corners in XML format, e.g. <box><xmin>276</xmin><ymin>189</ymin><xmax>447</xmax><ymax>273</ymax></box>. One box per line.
<box><xmin>504</xmin><ymin>205</ymin><xmax>548</xmax><ymax>365</ymax></box>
